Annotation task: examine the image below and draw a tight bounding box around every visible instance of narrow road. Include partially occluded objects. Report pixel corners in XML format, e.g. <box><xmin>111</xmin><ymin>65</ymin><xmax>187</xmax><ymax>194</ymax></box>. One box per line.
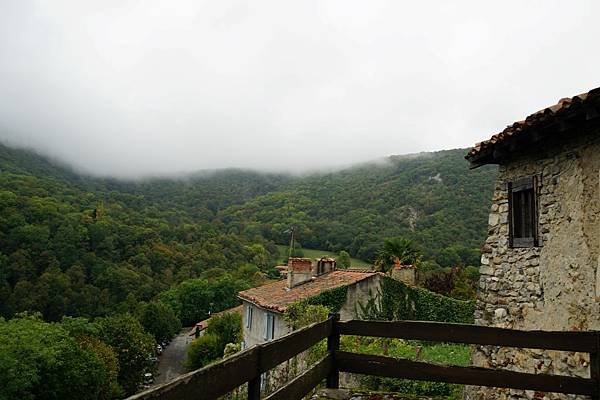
<box><xmin>154</xmin><ymin>329</ymin><xmax>194</xmax><ymax>385</ymax></box>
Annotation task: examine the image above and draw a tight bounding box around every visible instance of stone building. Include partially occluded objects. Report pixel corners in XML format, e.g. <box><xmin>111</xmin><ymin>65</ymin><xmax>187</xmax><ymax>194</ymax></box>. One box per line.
<box><xmin>238</xmin><ymin>257</ymin><xmax>380</xmax><ymax>393</ymax></box>
<box><xmin>238</xmin><ymin>257</ymin><xmax>380</xmax><ymax>348</ymax></box>
<box><xmin>465</xmin><ymin>87</ymin><xmax>600</xmax><ymax>399</ymax></box>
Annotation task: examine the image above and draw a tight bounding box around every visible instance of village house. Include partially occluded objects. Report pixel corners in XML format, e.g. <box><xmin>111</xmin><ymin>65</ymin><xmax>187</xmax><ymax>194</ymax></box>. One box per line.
<box><xmin>465</xmin><ymin>87</ymin><xmax>600</xmax><ymax>399</ymax></box>
<box><xmin>237</xmin><ymin>257</ymin><xmax>381</xmax><ymax>349</ymax></box>
<box><xmin>237</xmin><ymin>257</ymin><xmax>381</xmax><ymax>393</ymax></box>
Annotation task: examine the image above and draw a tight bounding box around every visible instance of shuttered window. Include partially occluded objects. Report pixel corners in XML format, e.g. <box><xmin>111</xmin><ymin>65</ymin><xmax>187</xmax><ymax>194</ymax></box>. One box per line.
<box><xmin>508</xmin><ymin>176</ymin><xmax>539</xmax><ymax>248</ymax></box>
<box><xmin>264</xmin><ymin>313</ymin><xmax>275</xmax><ymax>341</ymax></box>
<box><xmin>246</xmin><ymin>305</ymin><xmax>253</xmax><ymax>330</ymax></box>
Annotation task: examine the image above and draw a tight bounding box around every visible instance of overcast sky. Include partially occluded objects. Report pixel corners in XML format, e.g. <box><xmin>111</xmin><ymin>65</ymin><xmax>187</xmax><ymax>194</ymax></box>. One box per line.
<box><xmin>1</xmin><ymin>1</ymin><xmax>599</xmax><ymax>177</ymax></box>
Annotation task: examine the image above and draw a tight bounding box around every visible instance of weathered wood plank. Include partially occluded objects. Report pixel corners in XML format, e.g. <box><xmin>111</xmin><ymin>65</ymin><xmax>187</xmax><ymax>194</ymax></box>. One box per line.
<box><xmin>126</xmin><ymin>317</ymin><xmax>333</xmax><ymax>400</ymax></box>
<box><xmin>336</xmin><ymin>351</ymin><xmax>595</xmax><ymax>395</ymax></box>
<box><xmin>247</xmin><ymin>376</ymin><xmax>261</xmax><ymax>400</ymax></box>
<box><xmin>589</xmin><ymin>333</ymin><xmax>600</xmax><ymax>400</ymax></box>
<box><xmin>265</xmin><ymin>354</ymin><xmax>332</xmax><ymax>400</ymax></box>
<box><xmin>337</xmin><ymin>320</ymin><xmax>598</xmax><ymax>352</ymax></box>
<box><xmin>259</xmin><ymin>317</ymin><xmax>332</xmax><ymax>372</ymax></box>
<box><xmin>326</xmin><ymin>314</ymin><xmax>340</xmax><ymax>389</ymax></box>
<box><xmin>127</xmin><ymin>347</ymin><xmax>260</xmax><ymax>400</ymax></box>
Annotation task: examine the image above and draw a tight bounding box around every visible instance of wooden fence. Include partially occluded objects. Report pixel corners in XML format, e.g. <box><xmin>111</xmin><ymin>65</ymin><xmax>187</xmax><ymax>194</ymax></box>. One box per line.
<box><xmin>128</xmin><ymin>316</ymin><xmax>600</xmax><ymax>400</ymax></box>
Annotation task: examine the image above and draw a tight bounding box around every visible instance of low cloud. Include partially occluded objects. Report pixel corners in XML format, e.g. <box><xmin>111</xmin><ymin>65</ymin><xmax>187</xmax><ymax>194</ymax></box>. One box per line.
<box><xmin>1</xmin><ymin>1</ymin><xmax>599</xmax><ymax>177</ymax></box>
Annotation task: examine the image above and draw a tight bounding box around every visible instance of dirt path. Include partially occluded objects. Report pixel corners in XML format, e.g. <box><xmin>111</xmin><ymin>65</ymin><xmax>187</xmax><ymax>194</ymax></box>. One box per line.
<box><xmin>154</xmin><ymin>329</ymin><xmax>194</xmax><ymax>385</ymax></box>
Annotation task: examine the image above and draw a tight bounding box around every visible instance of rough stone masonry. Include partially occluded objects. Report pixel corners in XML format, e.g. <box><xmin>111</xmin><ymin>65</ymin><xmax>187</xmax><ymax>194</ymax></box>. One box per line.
<box><xmin>465</xmin><ymin>125</ymin><xmax>600</xmax><ymax>400</ymax></box>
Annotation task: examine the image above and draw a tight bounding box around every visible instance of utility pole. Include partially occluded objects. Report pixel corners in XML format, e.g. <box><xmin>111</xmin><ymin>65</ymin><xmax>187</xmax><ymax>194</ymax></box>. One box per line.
<box><xmin>287</xmin><ymin>226</ymin><xmax>295</xmax><ymax>258</ymax></box>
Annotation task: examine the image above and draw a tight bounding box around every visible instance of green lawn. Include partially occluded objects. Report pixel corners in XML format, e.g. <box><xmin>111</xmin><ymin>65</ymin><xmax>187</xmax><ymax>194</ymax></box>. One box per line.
<box><xmin>275</xmin><ymin>245</ymin><xmax>372</xmax><ymax>268</ymax></box>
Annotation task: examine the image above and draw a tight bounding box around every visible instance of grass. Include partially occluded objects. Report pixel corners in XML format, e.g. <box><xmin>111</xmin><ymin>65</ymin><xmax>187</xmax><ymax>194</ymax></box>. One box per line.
<box><xmin>340</xmin><ymin>337</ymin><xmax>470</xmax><ymax>367</ymax></box>
<box><xmin>339</xmin><ymin>336</ymin><xmax>469</xmax><ymax>400</ymax></box>
<box><xmin>275</xmin><ymin>245</ymin><xmax>372</xmax><ymax>268</ymax></box>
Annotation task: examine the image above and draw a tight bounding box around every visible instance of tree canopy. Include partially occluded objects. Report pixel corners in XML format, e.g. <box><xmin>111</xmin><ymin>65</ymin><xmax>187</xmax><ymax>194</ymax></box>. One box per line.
<box><xmin>0</xmin><ymin>142</ymin><xmax>496</xmax><ymax>398</ymax></box>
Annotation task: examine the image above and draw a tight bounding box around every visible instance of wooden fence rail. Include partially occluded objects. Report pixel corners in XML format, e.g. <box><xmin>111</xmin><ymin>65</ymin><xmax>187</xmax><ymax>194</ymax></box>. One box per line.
<box><xmin>337</xmin><ymin>320</ymin><xmax>599</xmax><ymax>352</ymax></box>
<box><xmin>127</xmin><ymin>317</ymin><xmax>600</xmax><ymax>400</ymax></box>
<box><xmin>127</xmin><ymin>317</ymin><xmax>334</xmax><ymax>400</ymax></box>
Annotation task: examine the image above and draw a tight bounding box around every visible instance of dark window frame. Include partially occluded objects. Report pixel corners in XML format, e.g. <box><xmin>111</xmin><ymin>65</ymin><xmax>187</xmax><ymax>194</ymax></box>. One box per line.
<box><xmin>508</xmin><ymin>176</ymin><xmax>540</xmax><ymax>248</ymax></box>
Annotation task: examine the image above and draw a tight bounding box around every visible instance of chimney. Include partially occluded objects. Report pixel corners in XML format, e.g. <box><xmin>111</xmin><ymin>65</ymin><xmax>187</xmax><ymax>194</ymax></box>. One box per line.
<box><xmin>315</xmin><ymin>257</ymin><xmax>336</xmax><ymax>276</ymax></box>
<box><xmin>390</xmin><ymin>263</ymin><xmax>416</xmax><ymax>286</ymax></box>
<box><xmin>287</xmin><ymin>257</ymin><xmax>314</xmax><ymax>289</ymax></box>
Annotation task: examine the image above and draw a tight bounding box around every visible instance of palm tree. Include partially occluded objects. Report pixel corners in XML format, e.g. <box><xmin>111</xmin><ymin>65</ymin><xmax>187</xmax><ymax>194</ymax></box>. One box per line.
<box><xmin>375</xmin><ymin>237</ymin><xmax>421</xmax><ymax>273</ymax></box>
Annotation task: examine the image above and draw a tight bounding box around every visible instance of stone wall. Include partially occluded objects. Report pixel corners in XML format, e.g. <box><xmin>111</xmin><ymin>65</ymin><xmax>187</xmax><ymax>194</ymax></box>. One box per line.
<box><xmin>339</xmin><ymin>274</ymin><xmax>382</xmax><ymax>321</ymax></box>
<box><xmin>391</xmin><ymin>265</ymin><xmax>416</xmax><ymax>286</ymax></box>
<box><xmin>466</xmin><ymin>127</ymin><xmax>600</xmax><ymax>400</ymax></box>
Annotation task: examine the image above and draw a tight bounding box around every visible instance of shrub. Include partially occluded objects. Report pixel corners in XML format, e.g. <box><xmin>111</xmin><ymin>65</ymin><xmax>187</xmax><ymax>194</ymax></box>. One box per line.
<box><xmin>0</xmin><ymin>313</ymin><xmax>108</xmax><ymax>400</ymax></box>
<box><xmin>187</xmin><ymin>311</ymin><xmax>242</xmax><ymax>370</ymax></box>
<box><xmin>337</xmin><ymin>251</ymin><xmax>351</xmax><ymax>269</ymax></box>
<box><xmin>187</xmin><ymin>333</ymin><xmax>222</xmax><ymax>370</ymax></box>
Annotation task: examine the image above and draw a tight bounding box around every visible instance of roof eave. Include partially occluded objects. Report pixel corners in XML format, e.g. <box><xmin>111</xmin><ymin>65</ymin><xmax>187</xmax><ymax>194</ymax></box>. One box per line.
<box><xmin>465</xmin><ymin>87</ymin><xmax>600</xmax><ymax>165</ymax></box>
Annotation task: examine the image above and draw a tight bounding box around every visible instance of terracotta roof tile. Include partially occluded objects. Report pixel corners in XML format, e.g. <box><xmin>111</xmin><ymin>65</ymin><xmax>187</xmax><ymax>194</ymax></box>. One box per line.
<box><xmin>466</xmin><ymin>87</ymin><xmax>600</xmax><ymax>163</ymax></box>
<box><xmin>238</xmin><ymin>270</ymin><xmax>380</xmax><ymax>313</ymax></box>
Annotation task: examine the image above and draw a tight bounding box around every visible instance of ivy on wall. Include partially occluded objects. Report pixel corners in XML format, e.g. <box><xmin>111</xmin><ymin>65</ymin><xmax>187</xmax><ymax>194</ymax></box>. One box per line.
<box><xmin>285</xmin><ymin>277</ymin><xmax>474</xmax><ymax>325</ymax></box>
<box><xmin>282</xmin><ymin>286</ymin><xmax>351</xmax><ymax>375</ymax></box>
<box><xmin>303</xmin><ymin>285</ymin><xmax>349</xmax><ymax>312</ymax></box>
<box><xmin>360</xmin><ymin>277</ymin><xmax>474</xmax><ymax>324</ymax></box>
<box><xmin>284</xmin><ymin>278</ymin><xmax>473</xmax><ymax>399</ymax></box>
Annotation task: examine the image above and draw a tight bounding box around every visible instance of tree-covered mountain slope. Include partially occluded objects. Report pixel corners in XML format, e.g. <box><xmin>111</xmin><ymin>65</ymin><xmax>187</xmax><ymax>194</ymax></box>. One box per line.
<box><xmin>0</xmin><ymin>143</ymin><xmax>496</xmax><ymax>323</ymax></box>
<box><xmin>0</xmin><ymin>143</ymin><xmax>285</xmax><ymax>321</ymax></box>
<box><xmin>218</xmin><ymin>149</ymin><xmax>497</xmax><ymax>264</ymax></box>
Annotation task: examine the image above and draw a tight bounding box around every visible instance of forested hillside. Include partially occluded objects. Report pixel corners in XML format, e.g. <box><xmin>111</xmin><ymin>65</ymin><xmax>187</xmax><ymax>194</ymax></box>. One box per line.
<box><xmin>0</xmin><ymin>143</ymin><xmax>284</xmax><ymax>323</ymax></box>
<box><xmin>0</xmin><ymin>144</ymin><xmax>496</xmax><ymax>321</ymax></box>
<box><xmin>219</xmin><ymin>149</ymin><xmax>497</xmax><ymax>264</ymax></box>
<box><xmin>0</xmin><ymin>142</ymin><xmax>496</xmax><ymax>397</ymax></box>
<box><xmin>0</xmin><ymin>144</ymin><xmax>497</xmax><ymax>319</ymax></box>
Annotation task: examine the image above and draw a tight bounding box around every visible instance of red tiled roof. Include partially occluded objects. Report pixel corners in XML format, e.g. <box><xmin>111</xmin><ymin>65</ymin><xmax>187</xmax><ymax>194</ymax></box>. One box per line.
<box><xmin>237</xmin><ymin>270</ymin><xmax>380</xmax><ymax>313</ymax></box>
<box><xmin>466</xmin><ymin>87</ymin><xmax>600</xmax><ymax>165</ymax></box>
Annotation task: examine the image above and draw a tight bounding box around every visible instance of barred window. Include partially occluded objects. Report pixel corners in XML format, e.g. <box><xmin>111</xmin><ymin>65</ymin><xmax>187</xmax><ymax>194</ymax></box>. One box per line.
<box><xmin>508</xmin><ymin>176</ymin><xmax>539</xmax><ymax>247</ymax></box>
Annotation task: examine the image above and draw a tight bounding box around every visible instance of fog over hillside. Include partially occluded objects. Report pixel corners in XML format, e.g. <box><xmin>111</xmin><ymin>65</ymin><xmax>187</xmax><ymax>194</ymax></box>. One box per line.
<box><xmin>1</xmin><ymin>1</ymin><xmax>599</xmax><ymax>177</ymax></box>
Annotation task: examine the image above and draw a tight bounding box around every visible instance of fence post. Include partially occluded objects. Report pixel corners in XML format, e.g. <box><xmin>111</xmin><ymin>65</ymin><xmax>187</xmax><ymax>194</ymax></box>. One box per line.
<box><xmin>248</xmin><ymin>377</ymin><xmax>261</xmax><ymax>400</ymax></box>
<box><xmin>248</xmin><ymin>345</ymin><xmax>261</xmax><ymax>400</ymax></box>
<box><xmin>326</xmin><ymin>313</ymin><xmax>341</xmax><ymax>389</ymax></box>
<box><xmin>591</xmin><ymin>332</ymin><xmax>600</xmax><ymax>400</ymax></box>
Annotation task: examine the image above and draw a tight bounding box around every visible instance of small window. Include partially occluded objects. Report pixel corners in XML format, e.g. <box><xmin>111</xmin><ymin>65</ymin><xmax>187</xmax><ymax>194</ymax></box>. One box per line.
<box><xmin>246</xmin><ymin>305</ymin><xmax>253</xmax><ymax>330</ymax></box>
<box><xmin>508</xmin><ymin>176</ymin><xmax>539</xmax><ymax>247</ymax></box>
<box><xmin>264</xmin><ymin>313</ymin><xmax>275</xmax><ymax>341</ymax></box>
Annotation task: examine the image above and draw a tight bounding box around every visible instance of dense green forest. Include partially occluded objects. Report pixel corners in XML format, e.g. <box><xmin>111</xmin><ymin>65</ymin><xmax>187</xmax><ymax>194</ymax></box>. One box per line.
<box><xmin>0</xmin><ymin>142</ymin><xmax>496</xmax><ymax>398</ymax></box>
<box><xmin>0</xmin><ymin>143</ymin><xmax>496</xmax><ymax>321</ymax></box>
<box><xmin>219</xmin><ymin>150</ymin><xmax>496</xmax><ymax>263</ymax></box>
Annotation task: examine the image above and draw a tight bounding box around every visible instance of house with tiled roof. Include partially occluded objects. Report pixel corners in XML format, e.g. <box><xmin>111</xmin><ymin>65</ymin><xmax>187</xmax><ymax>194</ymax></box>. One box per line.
<box><xmin>238</xmin><ymin>257</ymin><xmax>381</xmax><ymax>349</ymax></box>
<box><xmin>465</xmin><ymin>86</ymin><xmax>600</xmax><ymax>399</ymax></box>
